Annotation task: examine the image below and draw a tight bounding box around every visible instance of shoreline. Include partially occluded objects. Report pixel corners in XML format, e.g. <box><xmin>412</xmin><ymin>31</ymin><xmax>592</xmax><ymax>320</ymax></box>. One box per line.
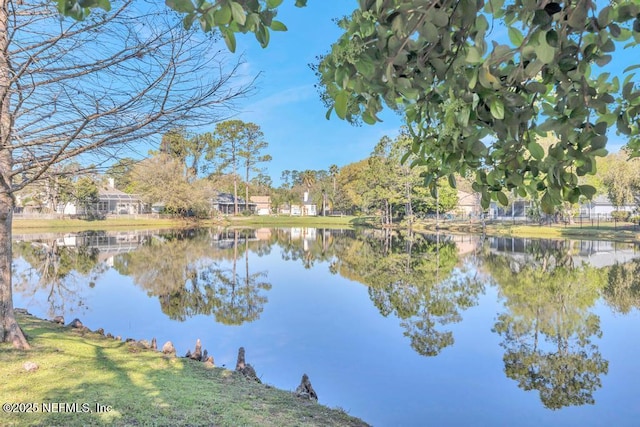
<box><xmin>11</xmin><ymin>215</ymin><xmax>640</xmax><ymax>243</ymax></box>
<box><xmin>0</xmin><ymin>311</ymin><xmax>369</xmax><ymax>427</ymax></box>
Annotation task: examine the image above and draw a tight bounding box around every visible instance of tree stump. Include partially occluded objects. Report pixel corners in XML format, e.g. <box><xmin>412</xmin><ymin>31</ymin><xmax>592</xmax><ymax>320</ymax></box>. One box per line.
<box><xmin>192</xmin><ymin>338</ymin><xmax>202</xmax><ymax>361</ymax></box>
<box><xmin>67</xmin><ymin>318</ymin><xmax>83</xmax><ymax>328</ymax></box>
<box><xmin>162</xmin><ymin>341</ymin><xmax>176</xmax><ymax>356</ymax></box>
<box><xmin>295</xmin><ymin>374</ymin><xmax>318</xmax><ymax>401</ymax></box>
<box><xmin>236</xmin><ymin>347</ymin><xmax>261</xmax><ymax>383</ymax></box>
<box><xmin>236</xmin><ymin>347</ymin><xmax>246</xmax><ymax>371</ymax></box>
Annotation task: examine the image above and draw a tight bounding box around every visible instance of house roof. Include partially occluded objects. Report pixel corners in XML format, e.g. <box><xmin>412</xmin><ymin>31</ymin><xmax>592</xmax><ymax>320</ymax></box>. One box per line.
<box><xmin>590</xmin><ymin>195</ymin><xmax>611</xmax><ymax>205</ymax></box>
<box><xmin>214</xmin><ymin>192</ymin><xmax>254</xmax><ymax>205</ymax></box>
<box><xmin>250</xmin><ymin>196</ymin><xmax>271</xmax><ymax>203</ymax></box>
<box><xmin>98</xmin><ymin>187</ymin><xmax>141</xmax><ymax>201</ymax></box>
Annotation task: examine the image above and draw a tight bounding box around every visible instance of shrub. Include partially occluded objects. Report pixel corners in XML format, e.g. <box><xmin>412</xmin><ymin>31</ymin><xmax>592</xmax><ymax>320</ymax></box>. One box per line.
<box><xmin>611</xmin><ymin>210</ymin><xmax>631</xmax><ymax>221</ymax></box>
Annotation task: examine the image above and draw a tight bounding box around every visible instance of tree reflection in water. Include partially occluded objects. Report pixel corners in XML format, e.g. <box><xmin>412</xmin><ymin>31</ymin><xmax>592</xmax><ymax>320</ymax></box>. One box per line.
<box><xmin>485</xmin><ymin>239</ymin><xmax>609</xmax><ymax>409</ymax></box>
<box><xmin>113</xmin><ymin>229</ymin><xmax>271</xmax><ymax>325</ymax></box>
<box><xmin>13</xmin><ymin>236</ymin><xmax>106</xmax><ymax>317</ymax></box>
<box><xmin>604</xmin><ymin>258</ymin><xmax>640</xmax><ymax>314</ymax></box>
<box><xmin>328</xmin><ymin>228</ymin><xmax>485</xmax><ymax>357</ymax></box>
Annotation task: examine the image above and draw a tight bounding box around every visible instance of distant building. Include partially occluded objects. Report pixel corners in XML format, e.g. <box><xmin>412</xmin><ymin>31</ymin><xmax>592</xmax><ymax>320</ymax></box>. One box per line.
<box><xmin>250</xmin><ymin>196</ymin><xmax>271</xmax><ymax>215</ymax></box>
<box><xmin>455</xmin><ymin>190</ymin><xmax>480</xmax><ymax>216</ymax></box>
<box><xmin>58</xmin><ymin>179</ymin><xmax>147</xmax><ymax>216</ymax></box>
<box><xmin>579</xmin><ymin>195</ymin><xmax>635</xmax><ymax>219</ymax></box>
<box><xmin>278</xmin><ymin>191</ymin><xmax>317</xmax><ymax>216</ymax></box>
<box><xmin>212</xmin><ymin>193</ymin><xmax>256</xmax><ymax>215</ymax></box>
<box><xmin>489</xmin><ymin>199</ymin><xmax>533</xmax><ymax>220</ymax></box>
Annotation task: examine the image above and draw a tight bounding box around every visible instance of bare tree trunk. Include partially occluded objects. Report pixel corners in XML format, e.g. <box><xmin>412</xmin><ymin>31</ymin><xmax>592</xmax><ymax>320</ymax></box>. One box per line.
<box><xmin>233</xmin><ymin>174</ymin><xmax>238</xmax><ymax>216</ymax></box>
<box><xmin>0</xmin><ymin>0</ymin><xmax>28</xmax><ymax>349</ymax></box>
<box><xmin>245</xmin><ymin>176</ymin><xmax>249</xmax><ymax>212</ymax></box>
<box><xmin>435</xmin><ymin>183</ymin><xmax>440</xmax><ymax>230</ymax></box>
<box><xmin>0</xmin><ymin>183</ymin><xmax>28</xmax><ymax>349</ymax></box>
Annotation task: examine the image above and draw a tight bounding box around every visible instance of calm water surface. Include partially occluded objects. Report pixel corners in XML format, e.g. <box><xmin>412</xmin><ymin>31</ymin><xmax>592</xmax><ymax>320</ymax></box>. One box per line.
<box><xmin>11</xmin><ymin>227</ymin><xmax>640</xmax><ymax>426</ymax></box>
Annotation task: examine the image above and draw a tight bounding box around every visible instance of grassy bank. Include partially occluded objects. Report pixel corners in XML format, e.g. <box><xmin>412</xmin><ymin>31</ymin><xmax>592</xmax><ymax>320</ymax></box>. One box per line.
<box><xmin>12</xmin><ymin>217</ymin><xmax>196</xmax><ymax>233</ymax></box>
<box><xmin>13</xmin><ymin>215</ymin><xmax>638</xmax><ymax>242</ymax></box>
<box><xmin>225</xmin><ymin>215</ymin><xmax>369</xmax><ymax>227</ymax></box>
<box><xmin>12</xmin><ymin>215</ymin><xmax>370</xmax><ymax>234</ymax></box>
<box><xmin>0</xmin><ymin>313</ymin><xmax>367</xmax><ymax>427</ymax></box>
<box><xmin>416</xmin><ymin>220</ymin><xmax>640</xmax><ymax>242</ymax></box>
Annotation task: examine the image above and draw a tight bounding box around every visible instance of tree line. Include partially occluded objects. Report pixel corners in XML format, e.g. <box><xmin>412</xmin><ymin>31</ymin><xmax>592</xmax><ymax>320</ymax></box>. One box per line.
<box><xmin>17</xmin><ymin>126</ymin><xmax>463</xmax><ymax>223</ymax></box>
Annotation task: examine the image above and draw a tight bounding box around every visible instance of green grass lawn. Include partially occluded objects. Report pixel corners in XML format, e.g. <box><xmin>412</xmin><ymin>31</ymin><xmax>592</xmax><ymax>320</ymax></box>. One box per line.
<box><xmin>12</xmin><ymin>215</ymin><xmax>372</xmax><ymax>234</ymax></box>
<box><xmin>225</xmin><ymin>215</ymin><xmax>370</xmax><ymax>227</ymax></box>
<box><xmin>0</xmin><ymin>314</ymin><xmax>368</xmax><ymax>427</ymax></box>
<box><xmin>12</xmin><ymin>217</ymin><xmax>195</xmax><ymax>233</ymax></box>
<box><xmin>416</xmin><ymin>219</ymin><xmax>640</xmax><ymax>242</ymax></box>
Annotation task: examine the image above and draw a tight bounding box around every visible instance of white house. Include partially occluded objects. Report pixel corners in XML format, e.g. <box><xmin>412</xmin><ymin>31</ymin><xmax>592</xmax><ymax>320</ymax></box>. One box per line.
<box><xmin>579</xmin><ymin>195</ymin><xmax>635</xmax><ymax>219</ymax></box>
<box><xmin>57</xmin><ymin>179</ymin><xmax>147</xmax><ymax>216</ymax></box>
<box><xmin>279</xmin><ymin>191</ymin><xmax>317</xmax><ymax>216</ymax></box>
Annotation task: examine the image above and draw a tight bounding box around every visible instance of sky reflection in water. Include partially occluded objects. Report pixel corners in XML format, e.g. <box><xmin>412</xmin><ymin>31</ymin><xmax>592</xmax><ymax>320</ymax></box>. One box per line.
<box><xmin>11</xmin><ymin>228</ymin><xmax>640</xmax><ymax>427</ymax></box>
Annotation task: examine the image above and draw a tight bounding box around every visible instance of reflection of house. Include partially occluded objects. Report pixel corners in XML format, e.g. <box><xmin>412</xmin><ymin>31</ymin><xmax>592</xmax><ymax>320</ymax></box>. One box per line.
<box><xmin>488</xmin><ymin>236</ymin><xmax>640</xmax><ymax>268</ymax></box>
<box><xmin>579</xmin><ymin>195</ymin><xmax>635</xmax><ymax>219</ymax></box>
<box><xmin>255</xmin><ymin>228</ymin><xmax>272</xmax><ymax>240</ymax></box>
<box><xmin>250</xmin><ymin>196</ymin><xmax>271</xmax><ymax>215</ymax></box>
<box><xmin>212</xmin><ymin>193</ymin><xmax>256</xmax><ymax>215</ymax></box>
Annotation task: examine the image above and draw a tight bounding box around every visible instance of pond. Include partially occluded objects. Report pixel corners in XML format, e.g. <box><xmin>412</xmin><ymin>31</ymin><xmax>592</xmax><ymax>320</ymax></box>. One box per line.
<box><xmin>11</xmin><ymin>227</ymin><xmax>640</xmax><ymax>426</ymax></box>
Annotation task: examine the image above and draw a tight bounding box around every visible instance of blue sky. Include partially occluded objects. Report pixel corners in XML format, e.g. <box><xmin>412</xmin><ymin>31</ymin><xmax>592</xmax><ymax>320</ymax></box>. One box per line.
<box><xmin>232</xmin><ymin>2</ymin><xmax>403</xmax><ymax>185</ymax></box>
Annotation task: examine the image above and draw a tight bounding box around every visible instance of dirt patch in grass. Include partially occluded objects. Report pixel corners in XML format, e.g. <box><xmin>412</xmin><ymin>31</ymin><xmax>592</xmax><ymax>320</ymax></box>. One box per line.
<box><xmin>0</xmin><ymin>314</ymin><xmax>368</xmax><ymax>427</ymax></box>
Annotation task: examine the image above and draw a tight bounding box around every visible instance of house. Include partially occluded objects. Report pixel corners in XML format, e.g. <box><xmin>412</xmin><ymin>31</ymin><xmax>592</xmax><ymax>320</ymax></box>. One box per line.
<box><xmin>212</xmin><ymin>193</ymin><xmax>256</xmax><ymax>215</ymax></box>
<box><xmin>488</xmin><ymin>198</ymin><xmax>533</xmax><ymax>220</ymax></box>
<box><xmin>455</xmin><ymin>190</ymin><xmax>480</xmax><ymax>216</ymax></box>
<box><xmin>282</xmin><ymin>203</ymin><xmax>317</xmax><ymax>216</ymax></box>
<box><xmin>278</xmin><ymin>191</ymin><xmax>317</xmax><ymax>216</ymax></box>
<box><xmin>250</xmin><ymin>196</ymin><xmax>271</xmax><ymax>215</ymax></box>
<box><xmin>94</xmin><ymin>185</ymin><xmax>147</xmax><ymax>215</ymax></box>
<box><xmin>57</xmin><ymin>179</ymin><xmax>147</xmax><ymax>216</ymax></box>
<box><xmin>278</xmin><ymin>203</ymin><xmax>317</xmax><ymax>216</ymax></box>
<box><xmin>302</xmin><ymin>202</ymin><xmax>317</xmax><ymax>216</ymax></box>
<box><xmin>579</xmin><ymin>195</ymin><xmax>635</xmax><ymax>219</ymax></box>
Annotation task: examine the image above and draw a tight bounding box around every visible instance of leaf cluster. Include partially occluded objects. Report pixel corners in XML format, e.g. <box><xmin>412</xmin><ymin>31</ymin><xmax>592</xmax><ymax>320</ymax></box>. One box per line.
<box><xmin>316</xmin><ymin>0</ymin><xmax>640</xmax><ymax>213</ymax></box>
<box><xmin>59</xmin><ymin>0</ymin><xmax>307</xmax><ymax>52</ymax></box>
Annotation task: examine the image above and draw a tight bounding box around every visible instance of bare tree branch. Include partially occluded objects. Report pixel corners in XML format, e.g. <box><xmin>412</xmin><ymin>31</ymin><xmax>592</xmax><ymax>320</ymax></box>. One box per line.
<box><xmin>5</xmin><ymin>0</ymin><xmax>255</xmax><ymax>192</ymax></box>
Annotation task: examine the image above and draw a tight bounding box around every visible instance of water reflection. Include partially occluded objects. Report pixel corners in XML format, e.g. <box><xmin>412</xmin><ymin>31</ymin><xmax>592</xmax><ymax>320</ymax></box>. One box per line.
<box><xmin>486</xmin><ymin>239</ymin><xmax>609</xmax><ymax>409</ymax></box>
<box><xmin>604</xmin><ymin>259</ymin><xmax>640</xmax><ymax>314</ymax></box>
<box><xmin>112</xmin><ymin>229</ymin><xmax>272</xmax><ymax>324</ymax></box>
<box><xmin>11</xmin><ymin>228</ymin><xmax>640</xmax><ymax>418</ymax></box>
<box><xmin>13</xmin><ymin>237</ymin><xmax>107</xmax><ymax>317</ymax></box>
<box><xmin>328</xmin><ymin>229</ymin><xmax>485</xmax><ymax>356</ymax></box>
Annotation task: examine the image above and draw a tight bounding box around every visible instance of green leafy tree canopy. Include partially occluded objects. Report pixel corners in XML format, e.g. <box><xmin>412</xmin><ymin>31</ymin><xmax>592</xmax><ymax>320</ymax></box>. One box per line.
<box><xmin>315</xmin><ymin>0</ymin><xmax>640</xmax><ymax>213</ymax></box>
